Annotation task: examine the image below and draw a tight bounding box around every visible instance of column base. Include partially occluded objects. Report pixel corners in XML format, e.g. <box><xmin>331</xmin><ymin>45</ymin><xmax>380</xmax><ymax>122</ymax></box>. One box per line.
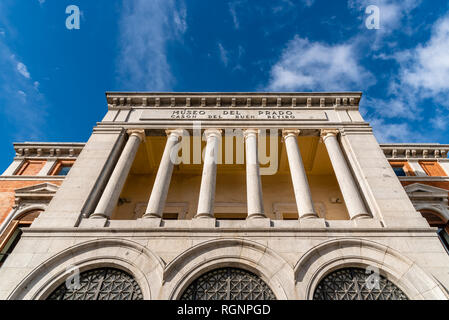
<box><xmin>142</xmin><ymin>213</ymin><xmax>162</xmax><ymax>219</ymax></box>
<box><xmin>247</xmin><ymin>213</ymin><xmax>267</xmax><ymax>220</ymax></box>
<box><xmin>194</xmin><ymin>213</ymin><xmax>215</xmax><ymax>219</ymax></box>
<box><xmin>350</xmin><ymin>213</ymin><xmax>372</xmax><ymax>220</ymax></box>
<box><xmin>89</xmin><ymin>213</ymin><xmax>109</xmax><ymax>219</ymax></box>
<box><xmin>299</xmin><ymin>212</ymin><xmax>319</xmax><ymax>219</ymax></box>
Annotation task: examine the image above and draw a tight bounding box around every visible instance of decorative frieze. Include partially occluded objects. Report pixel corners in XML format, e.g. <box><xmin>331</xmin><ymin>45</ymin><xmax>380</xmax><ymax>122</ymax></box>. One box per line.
<box><xmin>381</xmin><ymin>144</ymin><xmax>449</xmax><ymax>160</ymax></box>
<box><xmin>106</xmin><ymin>93</ymin><xmax>362</xmax><ymax>109</ymax></box>
<box><xmin>14</xmin><ymin>143</ymin><xmax>84</xmax><ymax>159</ymax></box>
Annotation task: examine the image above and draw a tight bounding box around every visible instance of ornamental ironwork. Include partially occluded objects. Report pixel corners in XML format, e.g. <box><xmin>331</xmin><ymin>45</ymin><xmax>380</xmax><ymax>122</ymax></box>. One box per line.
<box><xmin>313</xmin><ymin>267</ymin><xmax>408</xmax><ymax>300</ymax></box>
<box><xmin>47</xmin><ymin>267</ymin><xmax>143</xmax><ymax>300</ymax></box>
<box><xmin>180</xmin><ymin>267</ymin><xmax>276</xmax><ymax>300</ymax></box>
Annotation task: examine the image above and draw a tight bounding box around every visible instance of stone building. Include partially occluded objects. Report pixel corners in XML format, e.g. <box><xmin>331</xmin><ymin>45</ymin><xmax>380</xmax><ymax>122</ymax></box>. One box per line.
<box><xmin>0</xmin><ymin>92</ymin><xmax>448</xmax><ymax>300</ymax></box>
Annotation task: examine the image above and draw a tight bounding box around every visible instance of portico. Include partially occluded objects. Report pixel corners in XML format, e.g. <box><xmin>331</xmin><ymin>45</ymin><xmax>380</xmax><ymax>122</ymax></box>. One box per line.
<box><xmin>86</xmin><ymin>93</ymin><xmax>378</xmax><ymax>224</ymax></box>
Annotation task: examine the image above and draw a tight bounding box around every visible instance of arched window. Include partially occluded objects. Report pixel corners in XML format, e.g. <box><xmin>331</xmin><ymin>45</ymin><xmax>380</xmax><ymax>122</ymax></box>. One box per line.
<box><xmin>180</xmin><ymin>267</ymin><xmax>276</xmax><ymax>300</ymax></box>
<box><xmin>0</xmin><ymin>209</ymin><xmax>43</xmax><ymax>267</ymax></box>
<box><xmin>313</xmin><ymin>267</ymin><xmax>408</xmax><ymax>300</ymax></box>
<box><xmin>420</xmin><ymin>210</ymin><xmax>449</xmax><ymax>252</ymax></box>
<box><xmin>47</xmin><ymin>267</ymin><xmax>143</xmax><ymax>300</ymax></box>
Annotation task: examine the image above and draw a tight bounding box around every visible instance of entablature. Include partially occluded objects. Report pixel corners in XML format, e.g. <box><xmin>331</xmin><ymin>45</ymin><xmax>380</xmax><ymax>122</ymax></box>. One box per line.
<box><xmin>105</xmin><ymin>92</ymin><xmax>363</xmax><ymax>109</ymax></box>
<box><xmin>381</xmin><ymin>144</ymin><xmax>449</xmax><ymax>160</ymax></box>
<box><xmin>13</xmin><ymin>142</ymin><xmax>84</xmax><ymax>160</ymax></box>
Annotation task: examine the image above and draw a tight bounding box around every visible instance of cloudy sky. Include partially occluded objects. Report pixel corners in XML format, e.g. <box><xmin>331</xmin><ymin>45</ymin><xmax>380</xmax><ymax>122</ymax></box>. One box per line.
<box><xmin>0</xmin><ymin>0</ymin><xmax>448</xmax><ymax>171</ymax></box>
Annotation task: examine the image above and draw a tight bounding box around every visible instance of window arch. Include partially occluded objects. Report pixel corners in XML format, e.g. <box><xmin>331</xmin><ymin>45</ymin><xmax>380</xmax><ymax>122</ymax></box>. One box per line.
<box><xmin>0</xmin><ymin>209</ymin><xmax>43</xmax><ymax>267</ymax></box>
<box><xmin>47</xmin><ymin>267</ymin><xmax>143</xmax><ymax>300</ymax></box>
<box><xmin>180</xmin><ymin>267</ymin><xmax>276</xmax><ymax>300</ymax></box>
<box><xmin>313</xmin><ymin>267</ymin><xmax>408</xmax><ymax>300</ymax></box>
<box><xmin>419</xmin><ymin>210</ymin><xmax>449</xmax><ymax>252</ymax></box>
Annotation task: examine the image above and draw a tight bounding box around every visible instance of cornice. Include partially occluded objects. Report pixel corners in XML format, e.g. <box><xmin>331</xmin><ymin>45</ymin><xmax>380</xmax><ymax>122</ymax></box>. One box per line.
<box><xmin>380</xmin><ymin>144</ymin><xmax>449</xmax><ymax>160</ymax></box>
<box><xmin>13</xmin><ymin>142</ymin><xmax>84</xmax><ymax>159</ymax></box>
<box><xmin>105</xmin><ymin>92</ymin><xmax>363</xmax><ymax>110</ymax></box>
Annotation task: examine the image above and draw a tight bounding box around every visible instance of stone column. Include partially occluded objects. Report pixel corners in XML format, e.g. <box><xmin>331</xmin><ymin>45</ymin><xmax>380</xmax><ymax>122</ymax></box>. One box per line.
<box><xmin>143</xmin><ymin>129</ymin><xmax>183</xmax><ymax>219</ymax></box>
<box><xmin>244</xmin><ymin>129</ymin><xmax>265</xmax><ymax>219</ymax></box>
<box><xmin>321</xmin><ymin>129</ymin><xmax>370</xmax><ymax>220</ymax></box>
<box><xmin>283</xmin><ymin>129</ymin><xmax>317</xmax><ymax>219</ymax></box>
<box><xmin>91</xmin><ymin>129</ymin><xmax>145</xmax><ymax>219</ymax></box>
<box><xmin>195</xmin><ymin>129</ymin><xmax>222</xmax><ymax>219</ymax></box>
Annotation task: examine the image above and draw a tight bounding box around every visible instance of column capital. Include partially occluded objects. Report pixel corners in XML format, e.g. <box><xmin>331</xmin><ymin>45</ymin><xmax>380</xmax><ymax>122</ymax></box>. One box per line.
<box><xmin>320</xmin><ymin>129</ymin><xmax>340</xmax><ymax>140</ymax></box>
<box><xmin>203</xmin><ymin>129</ymin><xmax>222</xmax><ymax>139</ymax></box>
<box><xmin>165</xmin><ymin>129</ymin><xmax>184</xmax><ymax>140</ymax></box>
<box><xmin>127</xmin><ymin>129</ymin><xmax>145</xmax><ymax>142</ymax></box>
<box><xmin>243</xmin><ymin>128</ymin><xmax>259</xmax><ymax>139</ymax></box>
<box><xmin>282</xmin><ymin>129</ymin><xmax>300</xmax><ymax>140</ymax></box>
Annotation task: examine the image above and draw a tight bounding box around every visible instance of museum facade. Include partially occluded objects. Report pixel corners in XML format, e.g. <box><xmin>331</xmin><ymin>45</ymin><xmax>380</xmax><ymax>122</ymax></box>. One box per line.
<box><xmin>0</xmin><ymin>92</ymin><xmax>449</xmax><ymax>300</ymax></box>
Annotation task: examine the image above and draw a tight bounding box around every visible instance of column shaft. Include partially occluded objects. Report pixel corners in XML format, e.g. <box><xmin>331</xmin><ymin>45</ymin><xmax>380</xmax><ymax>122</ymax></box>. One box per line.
<box><xmin>244</xmin><ymin>129</ymin><xmax>265</xmax><ymax>219</ymax></box>
<box><xmin>321</xmin><ymin>130</ymin><xmax>370</xmax><ymax>220</ymax></box>
<box><xmin>143</xmin><ymin>130</ymin><xmax>182</xmax><ymax>218</ymax></box>
<box><xmin>283</xmin><ymin>130</ymin><xmax>317</xmax><ymax>219</ymax></box>
<box><xmin>195</xmin><ymin>129</ymin><xmax>221</xmax><ymax>219</ymax></box>
<box><xmin>91</xmin><ymin>130</ymin><xmax>145</xmax><ymax>219</ymax></box>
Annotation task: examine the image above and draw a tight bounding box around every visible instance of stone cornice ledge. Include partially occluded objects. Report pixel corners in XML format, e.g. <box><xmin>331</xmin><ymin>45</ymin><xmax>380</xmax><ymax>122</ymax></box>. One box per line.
<box><xmin>105</xmin><ymin>92</ymin><xmax>363</xmax><ymax>109</ymax></box>
<box><xmin>381</xmin><ymin>143</ymin><xmax>449</xmax><ymax>160</ymax></box>
<box><xmin>0</xmin><ymin>176</ymin><xmax>66</xmax><ymax>181</ymax></box>
<box><xmin>23</xmin><ymin>227</ymin><xmax>438</xmax><ymax>235</ymax></box>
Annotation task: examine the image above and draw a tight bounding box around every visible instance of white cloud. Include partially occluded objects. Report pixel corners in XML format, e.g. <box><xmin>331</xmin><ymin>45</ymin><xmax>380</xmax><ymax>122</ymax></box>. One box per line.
<box><xmin>368</xmin><ymin>118</ymin><xmax>419</xmax><ymax>143</ymax></box>
<box><xmin>399</xmin><ymin>15</ymin><xmax>449</xmax><ymax>99</ymax></box>
<box><xmin>17</xmin><ymin>62</ymin><xmax>30</xmax><ymax>79</ymax></box>
<box><xmin>173</xmin><ymin>4</ymin><xmax>187</xmax><ymax>34</ymax></box>
<box><xmin>116</xmin><ymin>0</ymin><xmax>186</xmax><ymax>91</ymax></box>
<box><xmin>361</xmin><ymin>14</ymin><xmax>449</xmax><ymax>143</ymax></box>
<box><xmin>363</xmin><ymin>97</ymin><xmax>416</xmax><ymax>120</ymax></box>
<box><xmin>229</xmin><ymin>2</ymin><xmax>239</xmax><ymax>30</ymax></box>
<box><xmin>0</xmin><ymin>39</ymin><xmax>47</xmax><ymax>140</ymax></box>
<box><xmin>218</xmin><ymin>43</ymin><xmax>229</xmax><ymax>67</ymax></box>
<box><xmin>266</xmin><ymin>36</ymin><xmax>374</xmax><ymax>91</ymax></box>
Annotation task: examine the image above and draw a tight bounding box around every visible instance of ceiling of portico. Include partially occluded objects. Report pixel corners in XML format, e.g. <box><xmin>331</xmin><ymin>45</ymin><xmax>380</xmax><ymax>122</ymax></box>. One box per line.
<box><xmin>129</xmin><ymin>135</ymin><xmax>335</xmax><ymax>176</ymax></box>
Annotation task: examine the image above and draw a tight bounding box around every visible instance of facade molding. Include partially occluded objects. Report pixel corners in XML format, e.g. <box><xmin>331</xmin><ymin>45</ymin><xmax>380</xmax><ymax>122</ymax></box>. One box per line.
<box><xmin>294</xmin><ymin>237</ymin><xmax>448</xmax><ymax>300</ymax></box>
<box><xmin>7</xmin><ymin>238</ymin><xmax>164</xmax><ymax>300</ymax></box>
<box><xmin>163</xmin><ymin>237</ymin><xmax>294</xmax><ymax>300</ymax></box>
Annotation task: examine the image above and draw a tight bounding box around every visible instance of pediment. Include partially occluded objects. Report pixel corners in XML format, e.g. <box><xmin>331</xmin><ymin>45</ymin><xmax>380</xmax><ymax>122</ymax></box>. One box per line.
<box><xmin>404</xmin><ymin>183</ymin><xmax>448</xmax><ymax>196</ymax></box>
<box><xmin>14</xmin><ymin>182</ymin><xmax>59</xmax><ymax>194</ymax></box>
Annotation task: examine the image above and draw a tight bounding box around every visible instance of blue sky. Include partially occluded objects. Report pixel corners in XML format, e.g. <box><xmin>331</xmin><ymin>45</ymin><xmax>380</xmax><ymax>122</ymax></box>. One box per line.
<box><xmin>1</xmin><ymin>0</ymin><xmax>449</xmax><ymax>172</ymax></box>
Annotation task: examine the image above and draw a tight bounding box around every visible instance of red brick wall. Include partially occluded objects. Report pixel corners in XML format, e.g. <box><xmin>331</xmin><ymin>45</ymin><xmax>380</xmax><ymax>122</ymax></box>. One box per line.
<box><xmin>15</xmin><ymin>160</ymin><xmax>46</xmax><ymax>176</ymax></box>
<box><xmin>0</xmin><ymin>180</ymin><xmax>62</xmax><ymax>225</ymax></box>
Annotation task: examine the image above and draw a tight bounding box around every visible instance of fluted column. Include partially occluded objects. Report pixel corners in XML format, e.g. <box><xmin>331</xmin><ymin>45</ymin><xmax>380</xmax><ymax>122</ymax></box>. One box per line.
<box><xmin>91</xmin><ymin>129</ymin><xmax>145</xmax><ymax>219</ymax></box>
<box><xmin>143</xmin><ymin>129</ymin><xmax>183</xmax><ymax>219</ymax></box>
<box><xmin>321</xmin><ymin>129</ymin><xmax>370</xmax><ymax>220</ymax></box>
<box><xmin>195</xmin><ymin>129</ymin><xmax>221</xmax><ymax>219</ymax></box>
<box><xmin>283</xmin><ymin>129</ymin><xmax>317</xmax><ymax>219</ymax></box>
<box><xmin>244</xmin><ymin>129</ymin><xmax>265</xmax><ymax>219</ymax></box>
